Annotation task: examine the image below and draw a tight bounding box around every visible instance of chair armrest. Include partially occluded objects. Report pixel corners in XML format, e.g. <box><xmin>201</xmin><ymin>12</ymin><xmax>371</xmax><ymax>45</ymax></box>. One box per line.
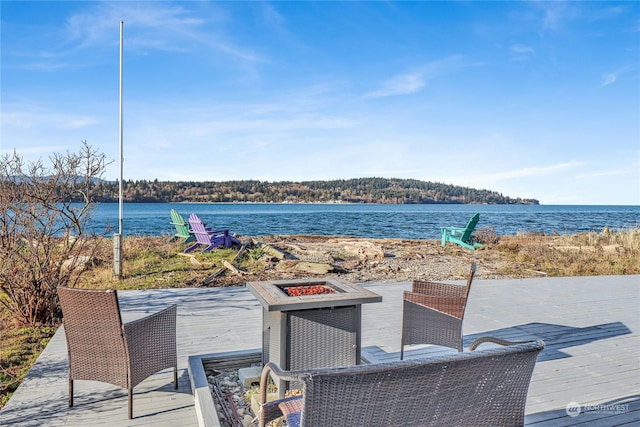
<box><xmin>412</xmin><ymin>280</ymin><xmax>467</xmax><ymax>298</ymax></box>
<box><xmin>404</xmin><ymin>291</ymin><xmax>465</xmax><ymax>318</ymax></box>
<box><xmin>123</xmin><ymin>304</ymin><xmax>177</xmax><ymax>334</ymax></box>
<box><xmin>469</xmin><ymin>336</ymin><xmax>538</xmax><ymax>351</ymax></box>
<box><xmin>208</xmin><ymin>228</ymin><xmax>229</xmax><ymax>235</ymax></box>
<box><xmin>259</xmin><ymin>362</ymin><xmax>302</xmax><ymax>403</ymax></box>
<box><xmin>441</xmin><ymin>226</ymin><xmax>466</xmax><ymax>232</ymax></box>
<box><xmin>123</xmin><ymin>305</ymin><xmax>177</xmax><ymax>348</ymax></box>
<box><xmin>122</xmin><ymin>305</ymin><xmax>177</xmax><ymax>386</ymax></box>
<box><xmin>193</xmin><ymin>228</ymin><xmax>227</xmax><ymax>236</ymax></box>
<box><xmin>259</xmin><ymin>362</ymin><xmax>305</xmax><ymax>426</ymax></box>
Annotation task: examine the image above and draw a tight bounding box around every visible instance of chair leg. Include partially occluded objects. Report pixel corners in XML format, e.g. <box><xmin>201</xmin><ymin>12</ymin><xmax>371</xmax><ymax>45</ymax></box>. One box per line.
<box><xmin>174</xmin><ymin>367</ymin><xmax>178</xmax><ymax>389</ymax></box>
<box><xmin>128</xmin><ymin>386</ymin><xmax>133</xmax><ymax>419</ymax></box>
<box><xmin>184</xmin><ymin>243</ymin><xmax>199</xmax><ymax>253</ymax></box>
<box><xmin>69</xmin><ymin>379</ymin><xmax>74</xmax><ymax>407</ymax></box>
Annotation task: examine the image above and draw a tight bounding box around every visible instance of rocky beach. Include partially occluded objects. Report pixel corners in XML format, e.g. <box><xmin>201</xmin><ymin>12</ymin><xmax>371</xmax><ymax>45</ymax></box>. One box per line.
<box><xmin>191</xmin><ymin>233</ymin><xmax>575</xmax><ymax>288</ymax></box>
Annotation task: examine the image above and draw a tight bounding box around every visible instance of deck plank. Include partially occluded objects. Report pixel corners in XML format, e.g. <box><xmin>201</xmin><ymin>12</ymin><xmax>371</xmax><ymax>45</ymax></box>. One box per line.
<box><xmin>0</xmin><ymin>275</ymin><xmax>638</xmax><ymax>426</ymax></box>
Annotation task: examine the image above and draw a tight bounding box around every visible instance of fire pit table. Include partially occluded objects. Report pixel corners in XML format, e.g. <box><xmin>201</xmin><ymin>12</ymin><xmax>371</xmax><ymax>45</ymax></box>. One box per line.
<box><xmin>246</xmin><ymin>278</ymin><xmax>382</xmax><ymax>396</ymax></box>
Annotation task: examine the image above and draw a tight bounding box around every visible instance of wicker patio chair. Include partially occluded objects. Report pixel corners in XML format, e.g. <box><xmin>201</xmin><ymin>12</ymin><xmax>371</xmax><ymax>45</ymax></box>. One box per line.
<box><xmin>57</xmin><ymin>287</ymin><xmax>178</xmax><ymax>419</ymax></box>
<box><xmin>258</xmin><ymin>337</ymin><xmax>544</xmax><ymax>427</ymax></box>
<box><xmin>400</xmin><ymin>261</ymin><xmax>476</xmax><ymax>358</ymax></box>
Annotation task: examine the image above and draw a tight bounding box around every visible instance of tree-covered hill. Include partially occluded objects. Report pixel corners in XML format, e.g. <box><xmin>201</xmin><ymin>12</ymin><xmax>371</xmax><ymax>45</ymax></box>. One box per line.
<box><xmin>91</xmin><ymin>177</ymin><xmax>539</xmax><ymax>204</ymax></box>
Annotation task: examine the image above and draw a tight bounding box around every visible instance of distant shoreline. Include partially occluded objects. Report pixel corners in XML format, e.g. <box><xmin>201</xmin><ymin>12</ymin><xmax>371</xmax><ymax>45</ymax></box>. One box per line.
<box><xmin>89</xmin><ymin>177</ymin><xmax>540</xmax><ymax>205</ymax></box>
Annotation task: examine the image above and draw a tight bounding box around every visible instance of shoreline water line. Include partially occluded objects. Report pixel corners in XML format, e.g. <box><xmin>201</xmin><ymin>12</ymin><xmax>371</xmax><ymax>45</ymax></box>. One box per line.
<box><xmin>84</xmin><ymin>203</ymin><xmax>640</xmax><ymax>240</ymax></box>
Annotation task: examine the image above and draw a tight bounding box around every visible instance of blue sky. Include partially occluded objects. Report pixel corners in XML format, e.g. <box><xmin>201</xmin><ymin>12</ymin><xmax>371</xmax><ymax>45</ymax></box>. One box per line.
<box><xmin>1</xmin><ymin>1</ymin><xmax>639</xmax><ymax>205</ymax></box>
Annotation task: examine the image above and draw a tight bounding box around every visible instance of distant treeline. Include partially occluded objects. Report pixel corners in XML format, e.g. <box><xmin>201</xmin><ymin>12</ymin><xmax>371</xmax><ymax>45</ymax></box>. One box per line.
<box><xmin>89</xmin><ymin>177</ymin><xmax>539</xmax><ymax>205</ymax></box>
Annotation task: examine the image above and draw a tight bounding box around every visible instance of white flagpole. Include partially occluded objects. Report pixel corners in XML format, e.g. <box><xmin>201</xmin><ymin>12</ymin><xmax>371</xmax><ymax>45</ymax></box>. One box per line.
<box><xmin>114</xmin><ymin>20</ymin><xmax>124</xmax><ymax>279</ymax></box>
<box><xmin>119</xmin><ymin>20</ymin><xmax>124</xmax><ymax>236</ymax></box>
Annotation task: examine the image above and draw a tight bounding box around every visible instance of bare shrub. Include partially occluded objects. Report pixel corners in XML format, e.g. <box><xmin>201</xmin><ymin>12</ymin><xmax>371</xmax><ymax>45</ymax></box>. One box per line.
<box><xmin>0</xmin><ymin>142</ymin><xmax>111</xmax><ymax>326</ymax></box>
<box><xmin>474</xmin><ymin>226</ymin><xmax>499</xmax><ymax>245</ymax></box>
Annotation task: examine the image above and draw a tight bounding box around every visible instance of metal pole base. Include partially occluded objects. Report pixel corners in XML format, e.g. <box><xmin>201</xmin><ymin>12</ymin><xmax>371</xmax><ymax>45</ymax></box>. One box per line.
<box><xmin>113</xmin><ymin>233</ymin><xmax>123</xmax><ymax>280</ymax></box>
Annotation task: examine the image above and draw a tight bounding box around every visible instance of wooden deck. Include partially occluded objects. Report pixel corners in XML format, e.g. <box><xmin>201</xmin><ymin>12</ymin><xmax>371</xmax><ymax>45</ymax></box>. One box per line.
<box><xmin>1</xmin><ymin>275</ymin><xmax>638</xmax><ymax>426</ymax></box>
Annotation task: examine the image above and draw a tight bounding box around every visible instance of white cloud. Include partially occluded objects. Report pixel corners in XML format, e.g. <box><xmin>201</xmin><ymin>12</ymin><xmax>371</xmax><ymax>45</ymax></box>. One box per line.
<box><xmin>19</xmin><ymin>2</ymin><xmax>261</xmax><ymax>71</ymax></box>
<box><xmin>482</xmin><ymin>162</ymin><xmax>583</xmax><ymax>180</ymax></box>
<box><xmin>363</xmin><ymin>55</ymin><xmax>467</xmax><ymax>99</ymax></box>
<box><xmin>510</xmin><ymin>44</ymin><xmax>535</xmax><ymax>61</ymax></box>
<box><xmin>576</xmin><ymin>167</ymin><xmax>638</xmax><ymax>179</ymax></box>
<box><xmin>533</xmin><ymin>1</ymin><xmax>580</xmax><ymax>32</ymax></box>
<box><xmin>63</xmin><ymin>118</ymin><xmax>100</xmax><ymax>129</ymax></box>
<box><xmin>65</xmin><ymin>2</ymin><xmax>206</xmax><ymax>49</ymax></box>
<box><xmin>601</xmin><ymin>72</ymin><xmax>617</xmax><ymax>86</ymax></box>
<box><xmin>600</xmin><ymin>65</ymin><xmax>633</xmax><ymax>87</ymax></box>
<box><xmin>2</xmin><ymin>111</ymin><xmax>35</xmax><ymax>129</ymax></box>
<box><xmin>3</xmin><ymin>104</ymin><xmax>100</xmax><ymax>132</ymax></box>
<box><xmin>0</xmin><ymin>145</ymin><xmax>67</xmax><ymax>157</ymax></box>
<box><xmin>363</xmin><ymin>72</ymin><xmax>427</xmax><ymax>98</ymax></box>
<box><xmin>256</xmin><ymin>2</ymin><xmax>287</xmax><ymax>34</ymax></box>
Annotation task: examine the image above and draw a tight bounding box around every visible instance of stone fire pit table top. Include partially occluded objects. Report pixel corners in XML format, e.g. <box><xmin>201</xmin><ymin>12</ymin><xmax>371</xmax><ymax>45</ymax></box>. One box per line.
<box><xmin>246</xmin><ymin>278</ymin><xmax>382</xmax><ymax>312</ymax></box>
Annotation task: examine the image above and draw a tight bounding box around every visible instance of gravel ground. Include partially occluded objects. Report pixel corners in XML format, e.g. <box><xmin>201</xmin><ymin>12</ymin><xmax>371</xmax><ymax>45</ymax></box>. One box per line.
<box><xmin>224</xmin><ymin>234</ymin><xmax>539</xmax><ymax>286</ymax></box>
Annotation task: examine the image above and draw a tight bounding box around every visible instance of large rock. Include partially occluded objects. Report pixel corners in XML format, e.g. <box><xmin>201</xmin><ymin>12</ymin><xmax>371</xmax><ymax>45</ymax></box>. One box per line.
<box><xmin>61</xmin><ymin>255</ymin><xmax>93</xmax><ymax>272</ymax></box>
<box><xmin>340</xmin><ymin>240</ymin><xmax>385</xmax><ymax>260</ymax></box>
<box><xmin>275</xmin><ymin>260</ymin><xmax>334</xmax><ymax>275</ymax></box>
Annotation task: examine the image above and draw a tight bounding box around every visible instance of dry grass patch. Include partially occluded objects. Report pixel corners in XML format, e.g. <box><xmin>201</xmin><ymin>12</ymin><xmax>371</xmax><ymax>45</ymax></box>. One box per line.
<box><xmin>490</xmin><ymin>227</ymin><xmax>640</xmax><ymax>276</ymax></box>
<box><xmin>78</xmin><ymin>237</ymin><xmax>248</xmax><ymax>289</ymax></box>
<box><xmin>0</xmin><ymin>321</ymin><xmax>55</xmax><ymax>408</ymax></box>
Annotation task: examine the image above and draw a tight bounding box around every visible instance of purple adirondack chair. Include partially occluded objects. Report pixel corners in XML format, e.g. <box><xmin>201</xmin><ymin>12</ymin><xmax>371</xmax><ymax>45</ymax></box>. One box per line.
<box><xmin>184</xmin><ymin>213</ymin><xmax>240</xmax><ymax>252</ymax></box>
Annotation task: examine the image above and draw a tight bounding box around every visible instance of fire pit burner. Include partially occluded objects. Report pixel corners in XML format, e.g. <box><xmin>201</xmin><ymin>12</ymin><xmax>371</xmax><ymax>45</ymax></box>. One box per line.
<box><xmin>281</xmin><ymin>283</ymin><xmax>336</xmax><ymax>297</ymax></box>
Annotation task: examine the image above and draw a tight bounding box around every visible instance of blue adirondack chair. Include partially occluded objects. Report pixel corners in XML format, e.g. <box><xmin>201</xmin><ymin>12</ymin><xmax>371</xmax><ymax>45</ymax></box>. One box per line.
<box><xmin>441</xmin><ymin>213</ymin><xmax>483</xmax><ymax>250</ymax></box>
<box><xmin>169</xmin><ymin>209</ymin><xmax>196</xmax><ymax>243</ymax></box>
<box><xmin>184</xmin><ymin>213</ymin><xmax>240</xmax><ymax>253</ymax></box>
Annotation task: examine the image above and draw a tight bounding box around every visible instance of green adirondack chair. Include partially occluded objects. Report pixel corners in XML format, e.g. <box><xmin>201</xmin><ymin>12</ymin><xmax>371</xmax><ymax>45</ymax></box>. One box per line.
<box><xmin>169</xmin><ymin>209</ymin><xmax>195</xmax><ymax>243</ymax></box>
<box><xmin>441</xmin><ymin>213</ymin><xmax>483</xmax><ymax>250</ymax></box>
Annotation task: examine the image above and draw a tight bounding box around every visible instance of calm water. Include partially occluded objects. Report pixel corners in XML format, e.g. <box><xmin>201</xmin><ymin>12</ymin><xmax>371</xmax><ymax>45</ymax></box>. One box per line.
<box><xmin>88</xmin><ymin>203</ymin><xmax>639</xmax><ymax>240</ymax></box>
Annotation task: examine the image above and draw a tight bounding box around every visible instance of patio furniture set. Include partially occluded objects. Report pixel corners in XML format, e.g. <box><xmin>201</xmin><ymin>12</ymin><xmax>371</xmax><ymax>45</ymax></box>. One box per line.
<box><xmin>56</xmin><ymin>252</ymin><xmax>544</xmax><ymax>425</ymax></box>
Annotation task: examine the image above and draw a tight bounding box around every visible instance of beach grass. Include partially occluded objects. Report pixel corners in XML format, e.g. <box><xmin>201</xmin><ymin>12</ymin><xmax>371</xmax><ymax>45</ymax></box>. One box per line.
<box><xmin>492</xmin><ymin>227</ymin><xmax>640</xmax><ymax>276</ymax></box>
<box><xmin>0</xmin><ymin>326</ymin><xmax>55</xmax><ymax>408</ymax></box>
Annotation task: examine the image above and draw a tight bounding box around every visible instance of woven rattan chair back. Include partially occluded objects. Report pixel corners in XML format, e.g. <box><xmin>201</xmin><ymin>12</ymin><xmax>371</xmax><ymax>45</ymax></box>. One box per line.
<box><xmin>59</xmin><ymin>288</ymin><xmax>128</xmax><ymax>387</ymax></box>
<box><xmin>58</xmin><ymin>287</ymin><xmax>178</xmax><ymax>419</ymax></box>
<box><xmin>401</xmin><ymin>262</ymin><xmax>476</xmax><ymax>357</ymax></box>
<box><xmin>259</xmin><ymin>338</ymin><xmax>544</xmax><ymax>427</ymax></box>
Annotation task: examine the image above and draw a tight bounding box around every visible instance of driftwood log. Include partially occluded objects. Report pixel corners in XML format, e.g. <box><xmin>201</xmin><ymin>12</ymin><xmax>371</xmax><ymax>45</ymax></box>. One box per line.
<box><xmin>201</xmin><ymin>242</ymin><xmax>248</xmax><ymax>285</ymax></box>
<box><xmin>258</xmin><ymin>243</ymin><xmax>287</xmax><ymax>260</ymax></box>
